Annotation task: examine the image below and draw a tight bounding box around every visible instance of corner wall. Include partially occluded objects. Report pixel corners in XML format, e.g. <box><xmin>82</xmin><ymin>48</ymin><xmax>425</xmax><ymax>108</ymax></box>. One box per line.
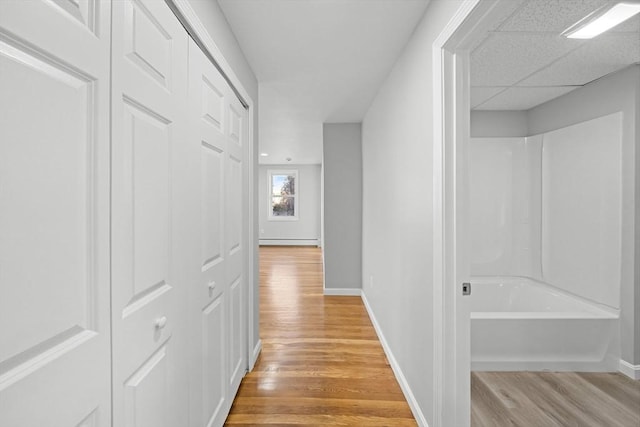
<box><xmin>322</xmin><ymin>123</ymin><xmax>363</xmax><ymax>292</ymax></box>
<box><xmin>528</xmin><ymin>65</ymin><xmax>639</xmax><ymax>368</ymax></box>
<box><xmin>361</xmin><ymin>0</ymin><xmax>464</xmax><ymax>423</ymax></box>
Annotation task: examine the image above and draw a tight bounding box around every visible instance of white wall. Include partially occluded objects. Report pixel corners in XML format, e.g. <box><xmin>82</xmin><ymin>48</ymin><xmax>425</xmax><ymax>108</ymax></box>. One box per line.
<box><xmin>323</xmin><ymin>123</ymin><xmax>362</xmax><ymax>291</ymax></box>
<box><xmin>361</xmin><ymin>0</ymin><xmax>464</xmax><ymax>423</ymax></box>
<box><xmin>470</xmin><ymin>110</ymin><xmax>528</xmax><ymax>137</ymax></box>
<box><xmin>259</xmin><ymin>164</ymin><xmax>321</xmax><ymax>245</ymax></box>
<box><xmin>540</xmin><ymin>114</ymin><xmax>622</xmax><ymax>309</ymax></box>
<box><xmin>528</xmin><ymin>65</ymin><xmax>639</xmax><ymax>366</ymax></box>
<box><xmin>470</xmin><ymin>113</ymin><xmax>624</xmax><ymax>311</ymax></box>
<box><xmin>469</xmin><ymin>138</ymin><xmax>533</xmax><ymax>277</ymax></box>
<box><xmin>185</xmin><ymin>0</ymin><xmax>261</xmax><ymax>356</ymax></box>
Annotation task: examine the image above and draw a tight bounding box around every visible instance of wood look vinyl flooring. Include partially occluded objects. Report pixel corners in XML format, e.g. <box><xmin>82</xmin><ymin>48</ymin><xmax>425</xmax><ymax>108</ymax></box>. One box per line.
<box><xmin>472</xmin><ymin>371</ymin><xmax>640</xmax><ymax>427</ymax></box>
<box><xmin>225</xmin><ymin>246</ymin><xmax>417</xmax><ymax>426</ymax></box>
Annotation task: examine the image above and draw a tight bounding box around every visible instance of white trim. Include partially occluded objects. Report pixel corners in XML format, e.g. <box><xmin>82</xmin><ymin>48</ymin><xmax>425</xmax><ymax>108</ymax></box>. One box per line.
<box><xmin>361</xmin><ymin>292</ymin><xmax>429</xmax><ymax>427</ymax></box>
<box><xmin>259</xmin><ymin>239</ymin><xmax>319</xmax><ymax>246</ymax></box>
<box><xmin>432</xmin><ymin>2</ymin><xmax>483</xmax><ymax>426</ymax></box>
<box><xmin>619</xmin><ymin>359</ymin><xmax>640</xmax><ymax>380</ymax></box>
<box><xmin>249</xmin><ymin>339</ymin><xmax>263</xmax><ymax>371</ymax></box>
<box><xmin>473</xmin><ymin>359</ymin><xmax>619</xmax><ymax>373</ymax></box>
<box><xmin>323</xmin><ymin>288</ymin><xmax>362</xmax><ymax>296</ymax></box>
<box><xmin>165</xmin><ymin>0</ymin><xmax>258</xmax><ymax>376</ymax></box>
<box><xmin>166</xmin><ymin>0</ymin><xmax>252</xmax><ymax>106</ymax></box>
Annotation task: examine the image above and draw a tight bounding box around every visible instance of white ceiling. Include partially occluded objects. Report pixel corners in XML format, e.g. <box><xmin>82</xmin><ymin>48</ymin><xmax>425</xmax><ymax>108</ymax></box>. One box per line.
<box><xmin>471</xmin><ymin>0</ymin><xmax>640</xmax><ymax>111</ymax></box>
<box><xmin>218</xmin><ymin>0</ymin><xmax>430</xmax><ymax>164</ymax></box>
<box><xmin>219</xmin><ymin>0</ymin><xmax>640</xmax><ymax>163</ymax></box>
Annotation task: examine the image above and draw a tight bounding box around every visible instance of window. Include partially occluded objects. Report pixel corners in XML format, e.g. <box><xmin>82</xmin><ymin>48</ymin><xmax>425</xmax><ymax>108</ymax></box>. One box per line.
<box><xmin>268</xmin><ymin>170</ymin><xmax>298</xmax><ymax>220</ymax></box>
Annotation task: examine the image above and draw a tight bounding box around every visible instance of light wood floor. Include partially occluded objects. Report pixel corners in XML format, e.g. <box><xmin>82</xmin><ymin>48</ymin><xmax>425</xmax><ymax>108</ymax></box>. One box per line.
<box><xmin>472</xmin><ymin>371</ymin><xmax>640</xmax><ymax>427</ymax></box>
<box><xmin>226</xmin><ymin>246</ymin><xmax>416</xmax><ymax>426</ymax></box>
<box><xmin>226</xmin><ymin>246</ymin><xmax>640</xmax><ymax>426</ymax></box>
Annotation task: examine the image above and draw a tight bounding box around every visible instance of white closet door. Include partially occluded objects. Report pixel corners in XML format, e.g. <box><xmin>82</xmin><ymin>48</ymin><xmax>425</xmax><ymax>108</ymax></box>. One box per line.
<box><xmin>226</xmin><ymin>85</ymin><xmax>247</xmax><ymax>399</ymax></box>
<box><xmin>0</xmin><ymin>1</ymin><xmax>112</xmax><ymax>426</ymax></box>
<box><xmin>111</xmin><ymin>0</ymin><xmax>189</xmax><ymax>425</ymax></box>
<box><xmin>187</xmin><ymin>38</ymin><xmax>248</xmax><ymax>427</ymax></box>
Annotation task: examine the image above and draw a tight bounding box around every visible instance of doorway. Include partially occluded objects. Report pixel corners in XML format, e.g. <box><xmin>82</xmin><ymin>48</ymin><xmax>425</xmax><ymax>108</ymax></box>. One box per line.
<box><xmin>435</xmin><ymin>1</ymin><xmax>640</xmax><ymax>426</ymax></box>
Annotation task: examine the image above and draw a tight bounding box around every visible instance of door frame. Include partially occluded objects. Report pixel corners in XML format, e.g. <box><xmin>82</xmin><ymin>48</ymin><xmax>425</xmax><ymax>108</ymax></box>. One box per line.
<box><xmin>165</xmin><ymin>0</ymin><xmax>261</xmax><ymax>370</ymax></box>
<box><xmin>432</xmin><ymin>1</ymin><xmax>508</xmax><ymax>425</ymax></box>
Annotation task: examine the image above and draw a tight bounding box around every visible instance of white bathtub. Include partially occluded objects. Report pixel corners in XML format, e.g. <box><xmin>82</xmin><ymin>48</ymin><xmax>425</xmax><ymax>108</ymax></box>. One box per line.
<box><xmin>470</xmin><ymin>276</ymin><xmax>620</xmax><ymax>372</ymax></box>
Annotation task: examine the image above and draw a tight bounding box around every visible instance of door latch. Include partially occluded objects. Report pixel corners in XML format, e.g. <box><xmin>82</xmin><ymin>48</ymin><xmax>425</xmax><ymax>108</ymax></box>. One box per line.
<box><xmin>462</xmin><ymin>282</ymin><xmax>471</xmax><ymax>296</ymax></box>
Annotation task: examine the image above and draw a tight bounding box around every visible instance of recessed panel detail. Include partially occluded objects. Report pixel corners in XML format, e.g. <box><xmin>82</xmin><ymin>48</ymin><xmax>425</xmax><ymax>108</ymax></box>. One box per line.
<box><xmin>49</xmin><ymin>0</ymin><xmax>98</xmax><ymax>35</ymax></box>
<box><xmin>202</xmin><ymin>297</ymin><xmax>225</xmax><ymax>425</ymax></box>
<box><xmin>125</xmin><ymin>0</ymin><xmax>171</xmax><ymax>88</ymax></box>
<box><xmin>228</xmin><ymin>156</ymin><xmax>242</xmax><ymax>254</ymax></box>
<box><xmin>76</xmin><ymin>407</ymin><xmax>98</xmax><ymax>427</ymax></box>
<box><xmin>124</xmin><ymin>344</ymin><xmax>169</xmax><ymax>427</ymax></box>
<box><xmin>229</xmin><ymin>104</ymin><xmax>241</xmax><ymax>145</ymax></box>
<box><xmin>202</xmin><ymin>76</ymin><xmax>223</xmax><ymax>131</ymax></box>
<box><xmin>229</xmin><ymin>278</ymin><xmax>242</xmax><ymax>383</ymax></box>
<box><xmin>122</xmin><ymin>98</ymin><xmax>171</xmax><ymax>310</ymax></box>
<box><xmin>0</xmin><ymin>38</ymin><xmax>95</xmax><ymax>365</ymax></box>
<box><xmin>202</xmin><ymin>141</ymin><xmax>224</xmax><ymax>270</ymax></box>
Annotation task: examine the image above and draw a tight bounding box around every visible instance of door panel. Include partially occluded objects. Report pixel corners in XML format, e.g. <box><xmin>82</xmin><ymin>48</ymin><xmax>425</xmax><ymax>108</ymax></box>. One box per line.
<box><xmin>202</xmin><ymin>296</ymin><xmax>226</xmax><ymax>426</ymax></box>
<box><xmin>0</xmin><ymin>1</ymin><xmax>111</xmax><ymax>426</ymax></box>
<box><xmin>124</xmin><ymin>345</ymin><xmax>170</xmax><ymax>427</ymax></box>
<box><xmin>188</xmin><ymin>38</ymin><xmax>248</xmax><ymax>427</ymax></box>
<box><xmin>226</xmin><ymin>100</ymin><xmax>247</xmax><ymax>396</ymax></box>
<box><xmin>111</xmin><ymin>0</ymin><xmax>189</xmax><ymax>425</ymax></box>
<box><xmin>188</xmin><ymin>38</ymin><xmax>229</xmax><ymax>427</ymax></box>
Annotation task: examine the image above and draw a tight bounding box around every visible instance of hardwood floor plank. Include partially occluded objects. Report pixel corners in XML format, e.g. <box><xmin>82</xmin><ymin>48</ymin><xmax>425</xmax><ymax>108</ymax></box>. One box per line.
<box><xmin>225</xmin><ymin>414</ymin><xmax>418</xmax><ymax>426</ymax></box>
<box><xmin>226</xmin><ymin>247</ymin><xmax>416</xmax><ymax>425</ymax></box>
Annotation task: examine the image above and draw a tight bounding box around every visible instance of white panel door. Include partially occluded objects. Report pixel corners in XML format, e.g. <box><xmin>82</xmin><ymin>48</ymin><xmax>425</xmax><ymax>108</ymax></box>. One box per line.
<box><xmin>226</xmin><ymin>94</ymin><xmax>247</xmax><ymax>397</ymax></box>
<box><xmin>187</xmin><ymin>38</ymin><xmax>248</xmax><ymax>427</ymax></box>
<box><xmin>111</xmin><ymin>0</ymin><xmax>189</xmax><ymax>425</ymax></box>
<box><xmin>0</xmin><ymin>1</ymin><xmax>112</xmax><ymax>426</ymax></box>
<box><xmin>188</xmin><ymin>39</ymin><xmax>228</xmax><ymax>427</ymax></box>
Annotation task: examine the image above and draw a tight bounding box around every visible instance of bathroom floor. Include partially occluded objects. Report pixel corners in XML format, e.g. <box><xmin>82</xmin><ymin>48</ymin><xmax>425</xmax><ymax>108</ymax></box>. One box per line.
<box><xmin>471</xmin><ymin>371</ymin><xmax>640</xmax><ymax>426</ymax></box>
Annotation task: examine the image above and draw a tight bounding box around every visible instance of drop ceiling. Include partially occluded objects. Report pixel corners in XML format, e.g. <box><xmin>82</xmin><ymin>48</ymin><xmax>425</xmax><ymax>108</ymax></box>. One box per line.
<box><xmin>471</xmin><ymin>0</ymin><xmax>640</xmax><ymax>111</ymax></box>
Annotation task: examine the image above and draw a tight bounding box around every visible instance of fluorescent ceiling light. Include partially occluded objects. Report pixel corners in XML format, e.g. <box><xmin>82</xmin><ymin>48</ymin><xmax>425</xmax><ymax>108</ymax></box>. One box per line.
<box><xmin>564</xmin><ymin>2</ymin><xmax>640</xmax><ymax>39</ymax></box>
<box><xmin>260</xmin><ymin>153</ymin><xmax>269</xmax><ymax>157</ymax></box>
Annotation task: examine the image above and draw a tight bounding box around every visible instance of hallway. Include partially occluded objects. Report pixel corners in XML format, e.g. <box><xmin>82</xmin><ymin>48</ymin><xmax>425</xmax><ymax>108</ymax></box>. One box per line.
<box><xmin>226</xmin><ymin>246</ymin><xmax>417</xmax><ymax>425</ymax></box>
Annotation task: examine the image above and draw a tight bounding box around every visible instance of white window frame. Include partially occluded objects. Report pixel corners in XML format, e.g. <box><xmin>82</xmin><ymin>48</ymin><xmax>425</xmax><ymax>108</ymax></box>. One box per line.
<box><xmin>267</xmin><ymin>169</ymin><xmax>299</xmax><ymax>221</ymax></box>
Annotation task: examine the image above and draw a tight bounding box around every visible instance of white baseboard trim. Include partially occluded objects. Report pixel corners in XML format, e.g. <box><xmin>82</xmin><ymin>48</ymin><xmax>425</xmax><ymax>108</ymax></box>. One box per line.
<box><xmin>249</xmin><ymin>339</ymin><xmax>262</xmax><ymax>371</ymax></box>
<box><xmin>619</xmin><ymin>359</ymin><xmax>640</xmax><ymax>380</ymax></box>
<box><xmin>361</xmin><ymin>292</ymin><xmax>429</xmax><ymax>427</ymax></box>
<box><xmin>323</xmin><ymin>288</ymin><xmax>362</xmax><ymax>296</ymax></box>
<box><xmin>259</xmin><ymin>239</ymin><xmax>319</xmax><ymax>246</ymax></box>
<box><xmin>472</xmin><ymin>359</ymin><xmax>617</xmax><ymax>373</ymax></box>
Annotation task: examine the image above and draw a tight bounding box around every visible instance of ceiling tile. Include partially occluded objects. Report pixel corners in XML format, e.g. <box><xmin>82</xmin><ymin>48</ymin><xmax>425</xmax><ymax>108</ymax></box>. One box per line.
<box><xmin>475</xmin><ymin>86</ymin><xmax>577</xmax><ymax>110</ymax></box>
<box><xmin>519</xmin><ymin>33</ymin><xmax>640</xmax><ymax>86</ymax></box>
<box><xmin>471</xmin><ymin>33</ymin><xmax>584</xmax><ymax>86</ymax></box>
<box><xmin>499</xmin><ymin>0</ymin><xmax>608</xmax><ymax>32</ymax></box>
<box><xmin>471</xmin><ymin>87</ymin><xmax>507</xmax><ymax>108</ymax></box>
<box><xmin>466</xmin><ymin>0</ymin><xmax>527</xmax><ymax>52</ymax></box>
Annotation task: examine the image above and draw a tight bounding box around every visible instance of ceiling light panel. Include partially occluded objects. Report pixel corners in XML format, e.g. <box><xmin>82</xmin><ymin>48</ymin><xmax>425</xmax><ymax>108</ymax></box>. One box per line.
<box><xmin>565</xmin><ymin>2</ymin><xmax>640</xmax><ymax>39</ymax></box>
